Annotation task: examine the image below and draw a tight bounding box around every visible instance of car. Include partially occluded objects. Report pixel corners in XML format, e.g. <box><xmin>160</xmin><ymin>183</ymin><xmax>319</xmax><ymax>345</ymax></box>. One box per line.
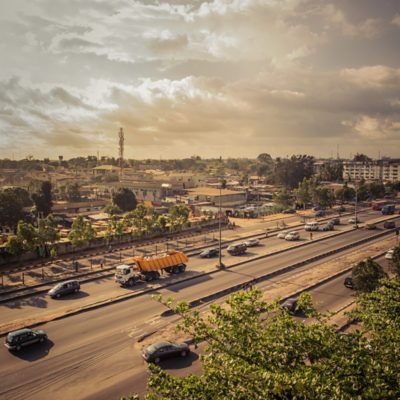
<box><xmin>348</xmin><ymin>217</ymin><xmax>361</xmax><ymax>224</ymax></box>
<box><xmin>142</xmin><ymin>341</ymin><xmax>190</xmax><ymax>363</ymax></box>
<box><xmin>365</xmin><ymin>223</ymin><xmax>377</xmax><ymax>230</ymax></box>
<box><xmin>337</xmin><ymin>206</ymin><xmax>346</xmax><ymax>212</ymax></box>
<box><xmin>282</xmin><ymin>209</ymin><xmax>296</xmax><ymax>214</ymax></box>
<box><xmin>48</xmin><ymin>280</ymin><xmax>80</xmax><ymax>298</ymax></box>
<box><xmin>383</xmin><ymin>221</ymin><xmax>396</xmax><ymax>229</ymax></box>
<box><xmin>313</xmin><ymin>206</ymin><xmax>326</xmax><ymax>211</ymax></box>
<box><xmin>244</xmin><ymin>238</ymin><xmax>260</xmax><ymax>247</ymax></box>
<box><xmin>285</xmin><ymin>231</ymin><xmax>300</xmax><ymax>241</ymax></box>
<box><xmin>282</xmin><ymin>298</ymin><xmax>298</xmax><ymax>313</ymax></box>
<box><xmin>315</xmin><ymin>210</ymin><xmax>325</xmax><ymax>217</ymax></box>
<box><xmin>304</xmin><ymin>222</ymin><xmax>319</xmax><ymax>231</ymax></box>
<box><xmin>322</xmin><ymin>223</ymin><xmax>334</xmax><ymax>231</ymax></box>
<box><xmin>385</xmin><ymin>249</ymin><xmax>394</xmax><ymax>260</ymax></box>
<box><xmin>344</xmin><ymin>276</ymin><xmax>354</xmax><ymax>289</ymax></box>
<box><xmin>5</xmin><ymin>328</ymin><xmax>48</xmax><ymax>351</ymax></box>
<box><xmin>199</xmin><ymin>248</ymin><xmax>219</xmax><ymax>258</ymax></box>
<box><xmin>277</xmin><ymin>231</ymin><xmax>290</xmax><ymax>239</ymax></box>
<box><xmin>329</xmin><ymin>218</ymin><xmax>340</xmax><ymax>225</ymax></box>
<box><xmin>227</xmin><ymin>243</ymin><xmax>247</xmax><ymax>255</ymax></box>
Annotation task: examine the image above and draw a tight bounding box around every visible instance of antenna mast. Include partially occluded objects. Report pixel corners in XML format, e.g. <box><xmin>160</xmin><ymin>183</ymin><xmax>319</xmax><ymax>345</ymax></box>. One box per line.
<box><xmin>118</xmin><ymin>127</ymin><xmax>124</xmax><ymax>178</ymax></box>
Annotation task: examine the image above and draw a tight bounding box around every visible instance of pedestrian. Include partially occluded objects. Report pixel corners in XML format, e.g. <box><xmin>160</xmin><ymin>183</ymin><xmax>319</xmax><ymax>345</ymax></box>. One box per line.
<box><xmin>100</xmin><ymin>259</ymin><xmax>104</xmax><ymax>269</ymax></box>
<box><xmin>310</xmin><ymin>232</ymin><xmax>313</xmax><ymax>240</ymax></box>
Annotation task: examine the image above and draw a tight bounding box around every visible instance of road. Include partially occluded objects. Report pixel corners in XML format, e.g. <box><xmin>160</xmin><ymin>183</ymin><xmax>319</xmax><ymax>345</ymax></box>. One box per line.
<box><xmin>0</xmin><ymin>209</ymin><xmax>389</xmax><ymax>329</ymax></box>
<box><xmin>0</xmin><ymin>214</ymin><xmax>397</xmax><ymax>400</ymax></box>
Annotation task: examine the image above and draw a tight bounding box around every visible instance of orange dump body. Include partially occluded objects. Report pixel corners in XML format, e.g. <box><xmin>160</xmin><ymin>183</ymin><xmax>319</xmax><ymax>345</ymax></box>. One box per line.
<box><xmin>132</xmin><ymin>251</ymin><xmax>188</xmax><ymax>272</ymax></box>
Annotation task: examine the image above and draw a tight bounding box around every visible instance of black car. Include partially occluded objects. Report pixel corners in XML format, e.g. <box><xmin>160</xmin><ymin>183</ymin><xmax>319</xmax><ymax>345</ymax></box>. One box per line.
<box><xmin>142</xmin><ymin>341</ymin><xmax>190</xmax><ymax>363</ymax></box>
<box><xmin>283</xmin><ymin>209</ymin><xmax>296</xmax><ymax>214</ymax></box>
<box><xmin>227</xmin><ymin>243</ymin><xmax>247</xmax><ymax>256</ymax></box>
<box><xmin>199</xmin><ymin>248</ymin><xmax>219</xmax><ymax>258</ymax></box>
<box><xmin>282</xmin><ymin>298</ymin><xmax>298</xmax><ymax>314</ymax></box>
<box><xmin>344</xmin><ymin>276</ymin><xmax>354</xmax><ymax>289</ymax></box>
<box><xmin>322</xmin><ymin>222</ymin><xmax>334</xmax><ymax>231</ymax></box>
<box><xmin>315</xmin><ymin>210</ymin><xmax>325</xmax><ymax>217</ymax></box>
<box><xmin>5</xmin><ymin>328</ymin><xmax>47</xmax><ymax>351</ymax></box>
<box><xmin>383</xmin><ymin>221</ymin><xmax>396</xmax><ymax>229</ymax></box>
<box><xmin>338</xmin><ymin>206</ymin><xmax>346</xmax><ymax>212</ymax></box>
<box><xmin>48</xmin><ymin>280</ymin><xmax>80</xmax><ymax>298</ymax></box>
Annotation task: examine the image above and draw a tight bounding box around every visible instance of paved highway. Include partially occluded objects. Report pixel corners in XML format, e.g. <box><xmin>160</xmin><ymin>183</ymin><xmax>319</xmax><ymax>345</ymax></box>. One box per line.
<box><xmin>0</xmin><ymin>214</ymin><xmax>397</xmax><ymax>400</ymax></box>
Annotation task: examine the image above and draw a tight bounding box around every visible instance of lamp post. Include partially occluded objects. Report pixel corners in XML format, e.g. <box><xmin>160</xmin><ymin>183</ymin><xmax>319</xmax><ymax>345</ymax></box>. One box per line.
<box><xmin>217</xmin><ymin>160</ymin><xmax>225</xmax><ymax>269</ymax></box>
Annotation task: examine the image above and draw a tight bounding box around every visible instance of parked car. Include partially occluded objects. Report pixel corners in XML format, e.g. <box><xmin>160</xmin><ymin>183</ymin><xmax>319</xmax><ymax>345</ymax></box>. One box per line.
<box><xmin>48</xmin><ymin>280</ymin><xmax>80</xmax><ymax>299</ymax></box>
<box><xmin>344</xmin><ymin>276</ymin><xmax>354</xmax><ymax>289</ymax></box>
<box><xmin>244</xmin><ymin>238</ymin><xmax>260</xmax><ymax>247</ymax></box>
<box><xmin>330</xmin><ymin>218</ymin><xmax>340</xmax><ymax>225</ymax></box>
<box><xmin>322</xmin><ymin>222</ymin><xmax>334</xmax><ymax>231</ymax></box>
<box><xmin>365</xmin><ymin>223</ymin><xmax>377</xmax><ymax>230</ymax></box>
<box><xmin>282</xmin><ymin>209</ymin><xmax>296</xmax><ymax>214</ymax></box>
<box><xmin>227</xmin><ymin>243</ymin><xmax>247</xmax><ymax>256</ymax></box>
<box><xmin>385</xmin><ymin>249</ymin><xmax>394</xmax><ymax>260</ymax></box>
<box><xmin>277</xmin><ymin>231</ymin><xmax>290</xmax><ymax>239</ymax></box>
<box><xmin>383</xmin><ymin>221</ymin><xmax>396</xmax><ymax>229</ymax></box>
<box><xmin>304</xmin><ymin>222</ymin><xmax>319</xmax><ymax>231</ymax></box>
<box><xmin>337</xmin><ymin>206</ymin><xmax>346</xmax><ymax>212</ymax></box>
<box><xmin>199</xmin><ymin>248</ymin><xmax>219</xmax><ymax>258</ymax></box>
<box><xmin>142</xmin><ymin>341</ymin><xmax>190</xmax><ymax>363</ymax></box>
<box><xmin>5</xmin><ymin>328</ymin><xmax>47</xmax><ymax>351</ymax></box>
<box><xmin>285</xmin><ymin>231</ymin><xmax>300</xmax><ymax>241</ymax></box>
<box><xmin>315</xmin><ymin>210</ymin><xmax>325</xmax><ymax>217</ymax></box>
<box><xmin>313</xmin><ymin>206</ymin><xmax>326</xmax><ymax>211</ymax></box>
<box><xmin>348</xmin><ymin>217</ymin><xmax>361</xmax><ymax>224</ymax></box>
<box><xmin>282</xmin><ymin>298</ymin><xmax>298</xmax><ymax>314</ymax></box>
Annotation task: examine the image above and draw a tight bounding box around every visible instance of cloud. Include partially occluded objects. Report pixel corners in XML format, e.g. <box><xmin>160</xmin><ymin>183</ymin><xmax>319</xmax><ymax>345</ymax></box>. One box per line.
<box><xmin>391</xmin><ymin>14</ymin><xmax>400</xmax><ymax>27</ymax></box>
<box><xmin>340</xmin><ymin>66</ymin><xmax>400</xmax><ymax>89</ymax></box>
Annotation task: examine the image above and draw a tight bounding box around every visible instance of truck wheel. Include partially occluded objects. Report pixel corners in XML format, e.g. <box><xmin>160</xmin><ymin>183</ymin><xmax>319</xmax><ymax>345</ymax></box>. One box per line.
<box><xmin>128</xmin><ymin>278</ymin><xmax>135</xmax><ymax>287</ymax></box>
<box><xmin>164</xmin><ymin>267</ymin><xmax>172</xmax><ymax>274</ymax></box>
<box><xmin>179</xmin><ymin>264</ymin><xmax>186</xmax><ymax>273</ymax></box>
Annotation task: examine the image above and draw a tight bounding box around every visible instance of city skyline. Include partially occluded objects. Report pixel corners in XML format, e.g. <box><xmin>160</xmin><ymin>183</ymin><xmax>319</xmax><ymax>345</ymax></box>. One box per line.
<box><xmin>1</xmin><ymin>0</ymin><xmax>400</xmax><ymax>159</ymax></box>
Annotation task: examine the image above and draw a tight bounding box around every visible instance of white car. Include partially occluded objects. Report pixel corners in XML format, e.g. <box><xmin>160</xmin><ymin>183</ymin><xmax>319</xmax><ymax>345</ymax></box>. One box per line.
<box><xmin>277</xmin><ymin>231</ymin><xmax>290</xmax><ymax>239</ymax></box>
<box><xmin>304</xmin><ymin>222</ymin><xmax>319</xmax><ymax>231</ymax></box>
<box><xmin>385</xmin><ymin>249</ymin><xmax>394</xmax><ymax>260</ymax></box>
<box><xmin>244</xmin><ymin>238</ymin><xmax>260</xmax><ymax>247</ymax></box>
<box><xmin>348</xmin><ymin>217</ymin><xmax>360</xmax><ymax>224</ymax></box>
<box><xmin>285</xmin><ymin>231</ymin><xmax>300</xmax><ymax>241</ymax></box>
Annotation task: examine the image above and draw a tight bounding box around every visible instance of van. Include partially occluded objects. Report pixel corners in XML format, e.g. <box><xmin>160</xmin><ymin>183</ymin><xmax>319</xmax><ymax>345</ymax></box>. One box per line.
<box><xmin>383</xmin><ymin>221</ymin><xmax>396</xmax><ymax>229</ymax></box>
<box><xmin>48</xmin><ymin>280</ymin><xmax>80</xmax><ymax>298</ymax></box>
<box><xmin>227</xmin><ymin>243</ymin><xmax>247</xmax><ymax>256</ymax></box>
<box><xmin>304</xmin><ymin>221</ymin><xmax>319</xmax><ymax>231</ymax></box>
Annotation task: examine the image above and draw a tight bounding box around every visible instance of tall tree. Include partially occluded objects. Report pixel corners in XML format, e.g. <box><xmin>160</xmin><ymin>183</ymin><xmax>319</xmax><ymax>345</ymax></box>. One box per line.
<box><xmin>68</xmin><ymin>216</ymin><xmax>96</xmax><ymax>248</ymax></box>
<box><xmin>32</xmin><ymin>181</ymin><xmax>53</xmax><ymax>217</ymax></box>
<box><xmin>66</xmin><ymin>182</ymin><xmax>81</xmax><ymax>202</ymax></box>
<box><xmin>294</xmin><ymin>178</ymin><xmax>312</xmax><ymax>209</ymax></box>
<box><xmin>389</xmin><ymin>245</ymin><xmax>400</xmax><ymax>278</ymax></box>
<box><xmin>0</xmin><ymin>190</ymin><xmax>25</xmax><ymax>230</ymax></box>
<box><xmin>274</xmin><ymin>155</ymin><xmax>314</xmax><ymax>189</ymax></box>
<box><xmin>112</xmin><ymin>188</ymin><xmax>138</xmax><ymax>212</ymax></box>
<box><xmin>352</xmin><ymin>257</ymin><xmax>387</xmax><ymax>293</ymax></box>
<box><xmin>36</xmin><ymin>215</ymin><xmax>60</xmax><ymax>256</ymax></box>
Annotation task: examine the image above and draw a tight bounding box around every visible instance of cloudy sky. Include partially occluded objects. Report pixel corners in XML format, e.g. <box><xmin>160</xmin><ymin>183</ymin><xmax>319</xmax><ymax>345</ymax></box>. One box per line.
<box><xmin>0</xmin><ymin>0</ymin><xmax>399</xmax><ymax>160</ymax></box>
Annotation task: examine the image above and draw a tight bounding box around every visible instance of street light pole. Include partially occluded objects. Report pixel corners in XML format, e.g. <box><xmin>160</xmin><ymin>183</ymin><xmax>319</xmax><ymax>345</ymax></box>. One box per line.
<box><xmin>217</xmin><ymin>160</ymin><xmax>225</xmax><ymax>269</ymax></box>
<box><xmin>354</xmin><ymin>184</ymin><xmax>358</xmax><ymax>228</ymax></box>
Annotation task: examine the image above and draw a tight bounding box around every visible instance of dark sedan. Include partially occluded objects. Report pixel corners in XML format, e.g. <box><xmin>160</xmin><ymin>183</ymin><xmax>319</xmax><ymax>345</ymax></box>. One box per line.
<box><xmin>282</xmin><ymin>298</ymin><xmax>298</xmax><ymax>314</ymax></box>
<box><xmin>199</xmin><ymin>248</ymin><xmax>219</xmax><ymax>258</ymax></box>
<box><xmin>142</xmin><ymin>341</ymin><xmax>190</xmax><ymax>363</ymax></box>
<box><xmin>344</xmin><ymin>276</ymin><xmax>354</xmax><ymax>289</ymax></box>
<box><xmin>5</xmin><ymin>328</ymin><xmax>48</xmax><ymax>351</ymax></box>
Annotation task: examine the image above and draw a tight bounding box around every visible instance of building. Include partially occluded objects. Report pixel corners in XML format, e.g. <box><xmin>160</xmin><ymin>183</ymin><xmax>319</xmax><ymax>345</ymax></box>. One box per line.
<box><xmin>187</xmin><ymin>187</ymin><xmax>247</xmax><ymax>207</ymax></box>
<box><xmin>343</xmin><ymin>158</ymin><xmax>400</xmax><ymax>182</ymax></box>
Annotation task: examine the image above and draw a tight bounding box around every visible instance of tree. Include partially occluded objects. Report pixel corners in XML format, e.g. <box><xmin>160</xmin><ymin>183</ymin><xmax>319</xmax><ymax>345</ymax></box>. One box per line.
<box><xmin>389</xmin><ymin>245</ymin><xmax>400</xmax><ymax>277</ymax></box>
<box><xmin>104</xmin><ymin>203</ymin><xmax>122</xmax><ymax>216</ymax></box>
<box><xmin>368</xmin><ymin>182</ymin><xmax>385</xmax><ymax>199</ymax></box>
<box><xmin>66</xmin><ymin>183</ymin><xmax>81</xmax><ymax>202</ymax></box>
<box><xmin>3</xmin><ymin>187</ymin><xmax>32</xmax><ymax>207</ymax></box>
<box><xmin>36</xmin><ymin>215</ymin><xmax>60</xmax><ymax>257</ymax></box>
<box><xmin>311</xmin><ymin>186</ymin><xmax>335</xmax><ymax>207</ymax></box>
<box><xmin>112</xmin><ymin>188</ymin><xmax>138</xmax><ymax>212</ymax></box>
<box><xmin>274</xmin><ymin>155</ymin><xmax>314</xmax><ymax>189</ymax></box>
<box><xmin>334</xmin><ymin>183</ymin><xmax>355</xmax><ymax>203</ymax></box>
<box><xmin>125</xmin><ymin>285</ymin><xmax>400</xmax><ymax>400</ymax></box>
<box><xmin>32</xmin><ymin>181</ymin><xmax>53</xmax><ymax>217</ymax></box>
<box><xmin>352</xmin><ymin>257</ymin><xmax>387</xmax><ymax>293</ymax></box>
<box><xmin>294</xmin><ymin>178</ymin><xmax>312</xmax><ymax>209</ymax></box>
<box><xmin>353</xmin><ymin>153</ymin><xmax>372</xmax><ymax>162</ymax></box>
<box><xmin>0</xmin><ymin>190</ymin><xmax>25</xmax><ymax>230</ymax></box>
<box><xmin>273</xmin><ymin>189</ymin><xmax>292</xmax><ymax>209</ymax></box>
<box><xmin>168</xmin><ymin>204</ymin><xmax>190</xmax><ymax>232</ymax></box>
<box><xmin>68</xmin><ymin>216</ymin><xmax>96</xmax><ymax>248</ymax></box>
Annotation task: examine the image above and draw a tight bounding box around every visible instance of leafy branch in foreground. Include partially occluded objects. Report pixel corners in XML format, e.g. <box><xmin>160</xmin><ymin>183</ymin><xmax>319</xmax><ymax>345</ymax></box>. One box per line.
<box><xmin>125</xmin><ymin>286</ymin><xmax>400</xmax><ymax>400</ymax></box>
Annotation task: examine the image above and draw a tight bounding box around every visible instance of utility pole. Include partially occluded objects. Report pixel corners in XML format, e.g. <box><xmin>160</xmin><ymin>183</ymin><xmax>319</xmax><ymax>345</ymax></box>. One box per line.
<box><xmin>118</xmin><ymin>127</ymin><xmax>124</xmax><ymax>179</ymax></box>
<box><xmin>217</xmin><ymin>157</ymin><xmax>225</xmax><ymax>269</ymax></box>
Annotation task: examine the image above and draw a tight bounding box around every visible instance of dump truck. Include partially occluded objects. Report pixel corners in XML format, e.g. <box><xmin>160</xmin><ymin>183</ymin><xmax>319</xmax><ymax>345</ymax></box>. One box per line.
<box><xmin>115</xmin><ymin>250</ymin><xmax>188</xmax><ymax>287</ymax></box>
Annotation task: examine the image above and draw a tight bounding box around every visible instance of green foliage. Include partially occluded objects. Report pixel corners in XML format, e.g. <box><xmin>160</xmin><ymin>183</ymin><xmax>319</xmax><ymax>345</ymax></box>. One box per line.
<box><xmin>273</xmin><ymin>188</ymin><xmax>292</xmax><ymax>209</ymax></box>
<box><xmin>68</xmin><ymin>216</ymin><xmax>96</xmax><ymax>248</ymax></box>
<box><xmin>352</xmin><ymin>257</ymin><xmax>387</xmax><ymax>293</ymax></box>
<box><xmin>37</xmin><ymin>215</ymin><xmax>60</xmax><ymax>248</ymax></box>
<box><xmin>112</xmin><ymin>188</ymin><xmax>138</xmax><ymax>212</ymax></box>
<box><xmin>0</xmin><ymin>190</ymin><xmax>25</xmax><ymax>229</ymax></box>
<box><xmin>3</xmin><ymin>187</ymin><xmax>32</xmax><ymax>207</ymax></box>
<box><xmin>5</xmin><ymin>235</ymin><xmax>24</xmax><ymax>256</ymax></box>
<box><xmin>389</xmin><ymin>245</ymin><xmax>400</xmax><ymax>277</ymax></box>
<box><xmin>66</xmin><ymin>182</ymin><xmax>81</xmax><ymax>202</ymax></box>
<box><xmin>128</xmin><ymin>286</ymin><xmax>400</xmax><ymax>400</ymax></box>
<box><xmin>32</xmin><ymin>180</ymin><xmax>53</xmax><ymax>217</ymax></box>
<box><xmin>293</xmin><ymin>177</ymin><xmax>312</xmax><ymax>208</ymax></box>
<box><xmin>168</xmin><ymin>204</ymin><xmax>190</xmax><ymax>232</ymax></box>
<box><xmin>274</xmin><ymin>155</ymin><xmax>314</xmax><ymax>189</ymax></box>
<box><xmin>104</xmin><ymin>203</ymin><xmax>122</xmax><ymax>216</ymax></box>
<box><xmin>334</xmin><ymin>183</ymin><xmax>355</xmax><ymax>203</ymax></box>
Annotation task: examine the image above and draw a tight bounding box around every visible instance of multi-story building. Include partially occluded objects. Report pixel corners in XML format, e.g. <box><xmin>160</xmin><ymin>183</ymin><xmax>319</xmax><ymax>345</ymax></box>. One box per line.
<box><xmin>343</xmin><ymin>158</ymin><xmax>400</xmax><ymax>182</ymax></box>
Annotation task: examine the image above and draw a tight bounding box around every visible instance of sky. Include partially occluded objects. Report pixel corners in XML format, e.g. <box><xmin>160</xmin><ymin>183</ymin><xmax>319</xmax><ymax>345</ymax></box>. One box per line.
<box><xmin>0</xmin><ymin>0</ymin><xmax>399</xmax><ymax>160</ymax></box>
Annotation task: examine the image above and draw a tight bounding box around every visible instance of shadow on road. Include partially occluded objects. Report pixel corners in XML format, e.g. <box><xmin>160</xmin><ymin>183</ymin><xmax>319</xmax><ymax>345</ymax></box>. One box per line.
<box><xmin>52</xmin><ymin>291</ymin><xmax>89</xmax><ymax>300</ymax></box>
<box><xmin>10</xmin><ymin>339</ymin><xmax>54</xmax><ymax>362</ymax></box>
<box><xmin>158</xmin><ymin>351</ymin><xmax>199</xmax><ymax>370</ymax></box>
<box><xmin>4</xmin><ymin>294</ymin><xmax>49</xmax><ymax>309</ymax></box>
